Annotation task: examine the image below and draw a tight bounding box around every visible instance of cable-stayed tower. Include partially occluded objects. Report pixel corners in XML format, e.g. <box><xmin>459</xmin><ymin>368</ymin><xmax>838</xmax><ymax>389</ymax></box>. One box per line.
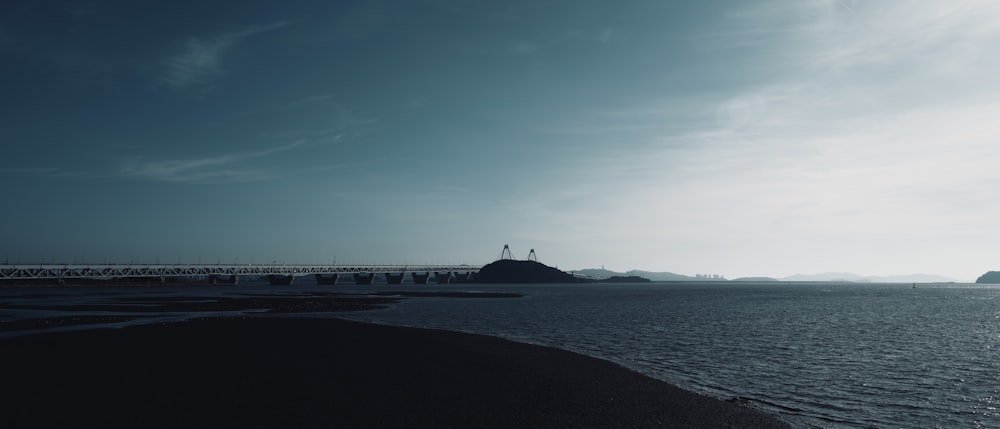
<box><xmin>499</xmin><ymin>244</ymin><xmax>514</xmax><ymax>260</ymax></box>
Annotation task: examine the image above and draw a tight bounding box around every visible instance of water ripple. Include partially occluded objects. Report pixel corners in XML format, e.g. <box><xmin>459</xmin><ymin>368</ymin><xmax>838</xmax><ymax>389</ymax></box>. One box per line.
<box><xmin>340</xmin><ymin>283</ymin><xmax>1000</xmax><ymax>429</ymax></box>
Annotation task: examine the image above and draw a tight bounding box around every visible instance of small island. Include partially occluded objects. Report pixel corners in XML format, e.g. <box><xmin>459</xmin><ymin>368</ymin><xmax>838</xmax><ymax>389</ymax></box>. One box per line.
<box><xmin>975</xmin><ymin>271</ymin><xmax>1000</xmax><ymax>284</ymax></box>
<box><xmin>595</xmin><ymin>275</ymin><xmax>651</xmax><ymax>283</ymax></box>
<box><xmin>476</xmin><ymin>259</ymin><xmax>585</xmax><ymax>283</ymax></box>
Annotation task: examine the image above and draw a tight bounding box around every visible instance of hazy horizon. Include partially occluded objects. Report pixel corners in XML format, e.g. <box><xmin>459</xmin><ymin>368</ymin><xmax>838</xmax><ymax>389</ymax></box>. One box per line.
<box><xmin>4</xmin><ymin>1</ymin><xmax>1000</xmax><ymax>281</ymax></box>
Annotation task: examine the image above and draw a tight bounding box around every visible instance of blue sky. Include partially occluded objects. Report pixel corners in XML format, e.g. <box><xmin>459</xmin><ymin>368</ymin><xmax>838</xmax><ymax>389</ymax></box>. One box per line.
<box><xmin>3</xmin><ymin>0</ymin><xmax>1000</xmax><ymax>281</ymax></box>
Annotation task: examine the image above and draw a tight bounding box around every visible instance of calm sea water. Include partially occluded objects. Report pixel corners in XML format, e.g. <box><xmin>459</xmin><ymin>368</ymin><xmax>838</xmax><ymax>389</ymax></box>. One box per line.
<box><xmin>2</xmin><ymin>281</ymin><xmax>998</xmax><ymax>428</ymax></box>
<box><xmin>337</xmin><ymin>282</ymin><xmax>1000</xmax><ymax>429</ymax></box>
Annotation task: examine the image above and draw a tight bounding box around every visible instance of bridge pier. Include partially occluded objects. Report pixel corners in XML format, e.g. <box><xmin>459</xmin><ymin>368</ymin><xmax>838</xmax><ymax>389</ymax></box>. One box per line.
<box><xmin>434</xmin><ymin>272</ymin><xmax>452</xmax><ymax>284</ymax></box>
<box><xmin>411</xmin><ymin>272</ymin><xmax>430</xmax><ymax>284</ymax></box>
<box><xmin>452</xmin><ymin>271</ymin><xmax>470</xmax><ymax>283</ymax></box>
<box><xmin>209</xmin><ymin>275</ymin><xmax>239</xmax><ymax>285</ymax></box>
<box><xmin>385</xmin><ymin>273</ymin><xmax>405</xmax><ymax>285</ymax></box>
<box><xmin>268</xmin><ymin>275</ymin><xmax>294</xmax><ymax>286</ymax></box>
<box><xmin>315</xmin><ymin>274</ymin><xmax>339</xmax><ymax>285</ymax></box>
<box><xmin>353</xmin><ymin>273</ymin><xmax>375</xmax><ymax>285</ymax></box>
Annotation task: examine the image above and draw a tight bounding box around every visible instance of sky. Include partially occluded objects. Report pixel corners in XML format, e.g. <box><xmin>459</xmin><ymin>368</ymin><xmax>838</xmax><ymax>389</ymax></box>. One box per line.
<box><xmin>2</xmin><ymin>0</ymin><xmax>1000</xmax><ymax>281</ymax></box>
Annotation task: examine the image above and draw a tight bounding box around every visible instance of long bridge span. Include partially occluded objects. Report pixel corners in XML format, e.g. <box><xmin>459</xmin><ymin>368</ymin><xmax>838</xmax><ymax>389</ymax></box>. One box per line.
<box><xmin>0</xmin><ymin>263</ymin><xmax>483</xmax><ymax>285</ymax></box>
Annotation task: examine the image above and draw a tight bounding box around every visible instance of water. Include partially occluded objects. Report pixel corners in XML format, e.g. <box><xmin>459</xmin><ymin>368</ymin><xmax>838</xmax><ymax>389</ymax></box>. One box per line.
<box><xmin>336</xmin><ymin>282</ymin><xmax>1000</xmax><ymax>429</ymax></box>
<box><xmin>2</xmin><ymin>281</ymin><xmax>999</xmax><ymax>428</ymax></box>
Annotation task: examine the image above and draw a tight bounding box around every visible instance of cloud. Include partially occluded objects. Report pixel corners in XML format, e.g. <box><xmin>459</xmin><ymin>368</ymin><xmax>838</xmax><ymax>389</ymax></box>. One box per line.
<box><xmin>266</xmin><ymin>97</ymin><xmax>376</xmax><ymax>147</ymax></box>
<box><xmin>496</xmin><ymin>1</ymin><xmax>1000</xmax><ymax>279</ymax></box>
<box><xmin>714</xmin><ymin>1</ymin><xmax>1000</xmax><ymax>77</ymax></box>
<box><xmin>158</xmin><ymin>21</ymin><xmax>289</xmax><ymax>90</ymax></box>
<box><xmin>119</xmin><ymin>140</ymin><xmax>304</xmax><ymax>183</ymax></box>
<box><xmin>809</xmin><ymin>2</ymin><xmax>1000</xmax><ymax>72</ymax></box>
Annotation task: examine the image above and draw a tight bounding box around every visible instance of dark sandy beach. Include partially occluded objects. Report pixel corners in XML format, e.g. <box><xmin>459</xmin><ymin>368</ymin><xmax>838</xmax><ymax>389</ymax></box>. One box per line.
<box><xmin>1</xmin><ymin>316</ymin><xmax>789</xmax><ymax>429</ymax></box>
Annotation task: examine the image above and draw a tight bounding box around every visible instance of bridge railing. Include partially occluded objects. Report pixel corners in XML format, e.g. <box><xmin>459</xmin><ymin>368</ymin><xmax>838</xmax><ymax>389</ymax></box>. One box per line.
<box><xmin>0</xmin><ymin>264</ymin><xmax>482</xmax><ymax>280</ymax></box>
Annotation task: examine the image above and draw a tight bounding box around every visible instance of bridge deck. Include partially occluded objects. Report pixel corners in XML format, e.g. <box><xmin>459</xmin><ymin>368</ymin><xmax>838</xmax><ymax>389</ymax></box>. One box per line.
<box><xmin>0</xmin><ymin>264</ymin><xmax>482</xmax><ymax>280</ymax></box>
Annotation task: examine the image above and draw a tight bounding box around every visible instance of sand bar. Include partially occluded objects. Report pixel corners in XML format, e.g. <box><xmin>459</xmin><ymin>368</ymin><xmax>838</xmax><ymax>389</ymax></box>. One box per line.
<box><xmin>2</xmin><ymin>315</ymin><xmax>790</xmax><ymax>428</ymax></box>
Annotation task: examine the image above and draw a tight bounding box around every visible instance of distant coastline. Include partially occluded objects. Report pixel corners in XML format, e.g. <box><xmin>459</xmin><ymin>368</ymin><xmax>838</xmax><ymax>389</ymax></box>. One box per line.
<box><xmin>574</xmin><ymin>268</ymin><xmax>962</xmax><ymax>284</ymax></box>
<box><xmin>594</xmin><ymin>275</ymin><xmax>650</xmax><ymax>283</ymax></box>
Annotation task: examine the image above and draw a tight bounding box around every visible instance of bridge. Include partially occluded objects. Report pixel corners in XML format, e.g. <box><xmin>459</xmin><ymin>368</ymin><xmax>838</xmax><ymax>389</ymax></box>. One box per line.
<box><xmin>0</xmin><ymin>263</ymin><xmax>483</xmax><ymax>286</ymax></box>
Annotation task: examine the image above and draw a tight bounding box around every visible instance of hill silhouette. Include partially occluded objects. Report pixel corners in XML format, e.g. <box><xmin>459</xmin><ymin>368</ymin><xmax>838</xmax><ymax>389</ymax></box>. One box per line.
<box><xmin>477</xmin><ymin>260</ymin><xmax>583</xmax><ymax>283</ymax></box>
<box><xmin>975</xmin><ymin>271</ymin><xmax>1000</xmax><ymax>284</ymax></box>
<box><xmin>574</xmin><ymin>268</ymin><xmax>693</xmax><ymax>281</ymax></box>
<box><xmin>595</xmin><ymin>276</ymin><xmax>651</xmax><ymax>283</ymax></box>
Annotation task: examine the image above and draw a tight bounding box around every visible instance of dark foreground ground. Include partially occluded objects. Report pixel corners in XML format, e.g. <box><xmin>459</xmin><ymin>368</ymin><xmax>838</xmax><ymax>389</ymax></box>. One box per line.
<box><xmin>2</xmin><ymin>317</ymin><xmax>790</xmax><ymax>429</ymax></box>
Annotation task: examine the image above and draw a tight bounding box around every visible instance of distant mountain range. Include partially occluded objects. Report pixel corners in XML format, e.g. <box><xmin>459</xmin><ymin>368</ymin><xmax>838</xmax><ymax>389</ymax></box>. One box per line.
<box><xmin>573</xmin><ymin>269</ymin><xmax>697</xmax><ymax>282</ymax></box>
<box><xmin>572</xmin><ymin>269</ymin><xmax>959</xmax><ymax>283</ymax></box>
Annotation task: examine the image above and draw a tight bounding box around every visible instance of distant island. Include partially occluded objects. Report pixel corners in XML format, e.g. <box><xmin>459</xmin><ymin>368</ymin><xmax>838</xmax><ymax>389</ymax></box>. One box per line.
<box><xmin>468</xmin><ymin>260</ymin><xmax>658</xmax><ymax>284</ymax></box>
<box><xmin>573</xmin><ymin>268</ymin><xmax>708</xmax><ymax>282</ymax></box>
<box><xmin>595</xmin><ymin>276</ymin><xmax>651</xmax><ymax>283</ymax></box>
<box><xmin>975</xmin><ymin>271</ymin><xmax>1000</xmax><ymax>284</ymax></box>
<box><xmin>476</xmin><ymin>259</ymin><xmax>585</xmax><ymax>284</ymax></box>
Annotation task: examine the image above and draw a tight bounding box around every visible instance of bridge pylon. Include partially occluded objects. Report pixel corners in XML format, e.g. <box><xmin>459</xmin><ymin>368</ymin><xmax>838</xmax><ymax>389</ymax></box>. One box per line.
<box><xmin>499</xmin><ymin>244</ymin><xmax>514</xmax><ymax>260</ymax></box>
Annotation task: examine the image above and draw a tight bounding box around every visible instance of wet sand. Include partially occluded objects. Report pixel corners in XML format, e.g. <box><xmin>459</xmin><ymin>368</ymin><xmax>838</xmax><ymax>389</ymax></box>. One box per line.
<box><xmin>1</xmin><ymin>317</ymin><xmax>789</xmax><ymax>428</ymax></box>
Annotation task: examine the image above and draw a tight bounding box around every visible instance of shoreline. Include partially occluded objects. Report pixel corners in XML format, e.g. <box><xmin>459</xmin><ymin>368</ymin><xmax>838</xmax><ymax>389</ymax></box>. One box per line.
<box><xmin>2</xmin><ymin>315</ymin><xmax>791</xmax><ymax>428</ymax></box>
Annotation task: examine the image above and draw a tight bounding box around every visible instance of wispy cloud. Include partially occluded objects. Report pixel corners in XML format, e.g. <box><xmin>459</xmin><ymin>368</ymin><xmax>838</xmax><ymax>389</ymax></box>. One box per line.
<box><xmin>119</xmin><ymin>140</ymin><xmax>304</xmax><ymax>183</ymax></box>
<box><xmin>158</xmin><ymin>21</ymin><xmax>289</xmax><ymax>90</ymax></box>
<box><xmin>266</xmin><ymin>96</ymin><xmax>376</xmax><ymax>145</ymax></box>
<box><xmin>709</xmin><ymin>1</ymin><xmax>1000</xmax><ymax>76</ymax></box>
